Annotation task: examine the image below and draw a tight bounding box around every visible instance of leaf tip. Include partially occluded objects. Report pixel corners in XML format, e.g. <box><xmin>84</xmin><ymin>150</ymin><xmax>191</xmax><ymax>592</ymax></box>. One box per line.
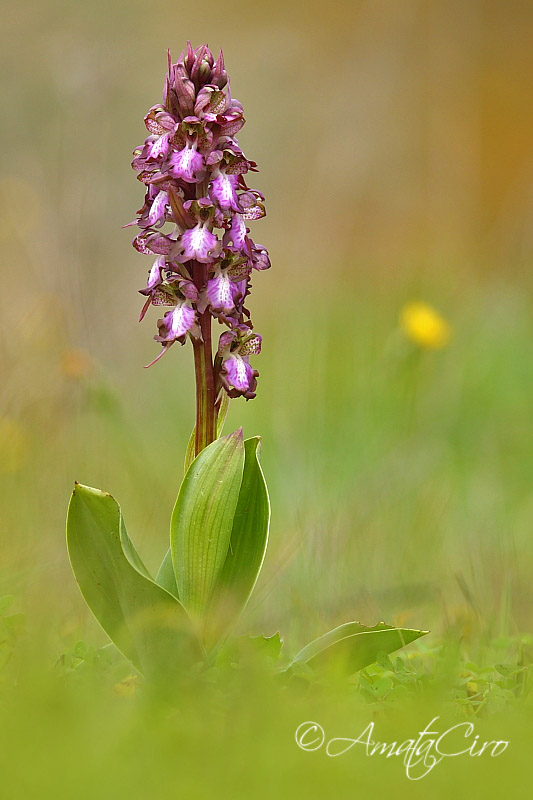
<box><xmin>226</xmin><ymin>426</ymin><xmax>244</xmax><ymax>445</ymax></box>
<box><xmin>72</xmin><ymin>483</ymin><xmax>116</xmax><ymax>503</ymax></box>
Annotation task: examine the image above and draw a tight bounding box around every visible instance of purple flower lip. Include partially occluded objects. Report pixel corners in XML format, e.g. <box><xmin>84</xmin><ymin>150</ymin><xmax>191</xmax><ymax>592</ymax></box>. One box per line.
<box><xmin>205</xmin><ymin>267</ymin><xmax>241</xmax><ymax>313</ymax></box>
<box><xmin>169</xmin><ymin>142</ymin><xmax>205</xmax><ymax>183</ymax></box>
<box><xmin>144</xmin><ymin>299</ymin><xmax>201</xmax><ymax>366</ymax></box>
<box><xmin>146</xmin><ymin>256</ymin><xmax>165</xmax><ymax>290</ymax></box>
<box><xmin>225</xmin><ymin>214</ymin><xmax>249</xmax><ymax>253</ymax></box>
<box><xmin>147</xmin><ymin>190</ymin><xmax>169</xmax><ymax>226</ymax></box>
<box><xmin>210</xmin><ymin>171</ymin><xmax>240</xmax><ymax>212</ymax></box>
<box><xmin>146</xmin><ymin>133</ymin><xmax>171</xmax><ymax>160</ymax></box>
<box><xmin>131</xmin><ymin>43</ymin><xmax>270</xmax><ymax>394</ymax></box>
<box><xmin>155</xmin><ymin>302</ymin><xmax>198</xmax><ymax>343</ymax></box>
<box><xmin>217</xmin><ymin>326</ymin><xmax>262</xmax><ymax>399</ymax></box>
<box><xmin>178</xmin><ymin>223</ymin><xmax>221</xmax><ymax>264</ymax></box>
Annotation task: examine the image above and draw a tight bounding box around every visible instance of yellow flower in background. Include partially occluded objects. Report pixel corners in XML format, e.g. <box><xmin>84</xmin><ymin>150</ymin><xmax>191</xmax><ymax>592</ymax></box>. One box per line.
<box><xmin>0</xmin><ymin>418</ymin><xmax>29</xmax><ymax>473</ymax></box>
<box><xmin>400</xmin><ymin>302</ymin><xmax>451</xmax><ymax>349</ymax></box>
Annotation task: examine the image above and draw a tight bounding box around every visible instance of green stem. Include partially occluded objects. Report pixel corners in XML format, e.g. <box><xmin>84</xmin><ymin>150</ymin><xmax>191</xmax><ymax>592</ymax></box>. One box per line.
<box><xmin>192</xmin><ymin>264</ymin><xmax>216</xmax><ymax>455</ymax></box>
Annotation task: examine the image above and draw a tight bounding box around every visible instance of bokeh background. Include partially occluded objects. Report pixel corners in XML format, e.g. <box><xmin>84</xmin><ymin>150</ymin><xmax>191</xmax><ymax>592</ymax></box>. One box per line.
<box><xmin>1</xmin><ymin>1</ymin><xmax>533</xmax><ymax>793</ymax></box>
<box><xmin>2</xmin><ymin>0</ymin><xmax>533</xmax><ymax>642</ymax></box>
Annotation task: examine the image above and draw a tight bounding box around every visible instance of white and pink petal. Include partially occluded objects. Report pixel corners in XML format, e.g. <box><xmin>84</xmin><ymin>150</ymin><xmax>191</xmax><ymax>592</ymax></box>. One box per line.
<box><xmin>206</xmin><ymin>269</ymin><xmax>240</xmax><ymax>312</ymax></box>
<box><xmin>210</xmin><ymin>173</ymin><xmax>240</xmax><ymax>212</ymax></box>
<box><xmin>229</xmin><ymin>214</ymin><xmax>248</xmax><ymax>252</ymax></box>
<box><xmin>180</xmin><ymin>224</ymin><xmax>220</xmax><ymax>264</ymax></box>
<box><xmin>147</xmin><ymin>191</ymin><xmax>169</xmax><ymax>226</ymax></box>
<box><xmin>157</xmin><ymin>303</ymin><xmax>198</xmax><ymax>343</ymax></box>
<box><xmin>169</xmin><ymin>145</ymin><xmax>205</xmax><ymax>183</ymax></box>
<box><xmin>147</xmin><ymin>133</ymin><xmax>170</xmax><ymax>159</ymax></box>
<box><xmin>222</xmin><ymin>354</ymin><xmax>254</xmax><ymax>393</ymax></box>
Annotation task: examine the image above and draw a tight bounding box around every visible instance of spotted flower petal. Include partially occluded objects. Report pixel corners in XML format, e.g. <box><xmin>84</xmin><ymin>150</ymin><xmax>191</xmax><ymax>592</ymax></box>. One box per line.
<box><xmin>238</xmin><ymin>334</ymin><xmax>262</xmax><ymax>355</ymax></box>
<box><xmin>144</xmin><ymin>106</ymin><xmax>176</xmax><ymax>135</ymax></box>
<box><xmin>239</xmin><ymin>190</ymin><xmax>266</xmax><ymax>221</ymax></box>
<box><xmin>133</xmin><ymin>231</ymin><xmax>174</xmax><ymax>255</ymax></box>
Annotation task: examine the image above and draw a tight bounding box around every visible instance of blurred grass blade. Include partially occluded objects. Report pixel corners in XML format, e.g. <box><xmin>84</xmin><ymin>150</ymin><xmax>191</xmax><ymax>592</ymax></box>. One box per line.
<box><xmin>67</xmin><ymin>484</ymin><xmax>203</xmax><ymax>678</ymax></box>
<box><xmin>207</xmin><ymin>436</ymin><xmax>270</xmax><ymax>642</ymax></box>
<box><xmin>287</xmin><ymin>621</ymin><xmax>429</xmax><ymax>676</ymax></box>
<box><xmin>171</xmin><ymin>429</ymin><xmax>245</xmax><ymax>618</ymax></box>
<box><xmin>184</xmin><ymin>391</ymin><xmax>231</xmax><ymax>474</ymax></box>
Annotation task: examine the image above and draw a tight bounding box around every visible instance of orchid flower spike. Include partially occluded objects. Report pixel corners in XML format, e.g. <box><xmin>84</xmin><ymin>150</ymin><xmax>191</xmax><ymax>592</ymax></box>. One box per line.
<box><xmin>130</xmin><ymin>43</ymin><xmax>269</xmax><ymax>404</ymax></box>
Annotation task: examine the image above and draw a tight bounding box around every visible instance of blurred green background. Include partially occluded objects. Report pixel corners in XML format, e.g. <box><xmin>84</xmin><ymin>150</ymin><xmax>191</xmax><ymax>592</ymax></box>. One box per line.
<box><xmin>1</xmin><ymin>0</ymin><xmax>533</xmax><ymax>796</ymax></box>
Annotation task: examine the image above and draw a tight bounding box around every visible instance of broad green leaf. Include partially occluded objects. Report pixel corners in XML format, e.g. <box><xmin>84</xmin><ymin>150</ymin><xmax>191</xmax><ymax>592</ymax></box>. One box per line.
<box><xmin>158</xmin><ymin>395</ymin><xmax>234</xmax><ymax>600</ymax></box>
<box><xmin>119</xmin><ymin>517</ymin><xmax>151</xmax><ymax>579</ymax></box>
<box><xmin>287</xmin><ymin>621</ymin><xmax>429</xmax><ymax>676</ymax></box>
<box><xmin>183</xmin><ymin>390</ymin><xmax>231</xmax><ymax>474</ymax></box>
<box><xmin>171</xmin><ymin>430</ymin><xmax>245</xmax><ymax>618</ymax></box>
<box><xmin>207</xmin><ymin>437</ymin><xmax>270</xmax><ymax>641</ymax></box>
<box><xmin>183</xmin><ymin>430</ymin><xmax>196</xmax><ymax>479</ymax></box>
<box><xmin>216</xmin><ymin>389</ymin><xmax>230</xmax><ymax>434</ymax></box>
<box><xmin>155</xmin><ymin>548</ymin><xmax>179</xmax><ymax>599</ymax></box>
<box><xmin>67</xmin><ymin>484</ymin><xmax>203</xmax><ymax>679</ymax></box>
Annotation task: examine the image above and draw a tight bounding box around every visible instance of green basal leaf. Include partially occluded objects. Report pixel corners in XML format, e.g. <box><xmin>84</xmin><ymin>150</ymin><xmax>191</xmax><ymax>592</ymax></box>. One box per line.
<box><xmin>67</xmin><ymin>484</ymin><xmax>203</xmax><ymax>679</ymax></box>
<box><xmin>183</xmin><ymin>428</ymin><xmax>196</xmax><ymax>479</ymax></box>
<box><xmin>183</xmin><ymin>390</ymin><xmax>231</xmax><ymax>474</ymax></box>
<box><xmin>155</xmin><ymin>548</ymin><xmax>179</xmax><ymax>599</ymax></box>
<box><xmin>158</xmin><ymin>396</ymin><xmax>235</xmax><ymax>600</ymax></box>
<box><xmin>216</xmin><ymin>389</ymin><xmax>231</xmax><ymax>433</ymax></box>
<box><xmin>287</xmin><ymin>621</ymin><xmax>429</xmax><ymax>677</ymax></box>
<box><xmin>171</xmin><ymin>429</ymin><xmax>245</xmax><ymax>618</ymax></box>
<box><xmin>207</xmin><ymin>436</ymin><xmax>270</xmax><ymax>643</ymax></box>
<box><xmin>119</xmin><ymin>516</ymin><xmax>151</xmax><ymax>579</ymax></box>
